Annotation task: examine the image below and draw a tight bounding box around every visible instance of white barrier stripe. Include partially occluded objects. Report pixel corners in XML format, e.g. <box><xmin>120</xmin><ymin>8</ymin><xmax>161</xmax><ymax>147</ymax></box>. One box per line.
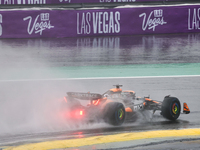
<box><xmin>0</xmin><ymin>75</ymin><xmax>200</xmax><ymax>82</ymax></box>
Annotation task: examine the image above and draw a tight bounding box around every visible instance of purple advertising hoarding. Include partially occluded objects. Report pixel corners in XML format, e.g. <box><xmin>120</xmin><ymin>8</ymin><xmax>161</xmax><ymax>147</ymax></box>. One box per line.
<box><xmin>0</xmin><ymin>0</ymin><xmax>182</xmax><ymax>5</ymax></box>
<box><xmin>0</xmin><ymin>4</ymin><xmax>199</xmax><ymax>38</ymax></box>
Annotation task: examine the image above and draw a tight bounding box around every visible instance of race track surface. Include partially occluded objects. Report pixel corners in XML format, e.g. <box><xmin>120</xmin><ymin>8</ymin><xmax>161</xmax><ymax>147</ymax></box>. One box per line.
<box><xmin>0</xmin><ymin>33</ymin><xmax>200</xmax><ymax>149</ymax></box>
<box><xmin>0</xmin><ymin>76</ymin><xmax>200</xmax><ymax>149</ymax></box>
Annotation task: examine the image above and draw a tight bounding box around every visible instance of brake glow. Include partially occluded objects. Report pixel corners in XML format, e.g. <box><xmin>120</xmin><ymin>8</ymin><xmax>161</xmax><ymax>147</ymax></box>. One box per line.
<box><xmin>64</xmin><ymin>96</ymin><xmax>67</xmax><ymax>103</ymax></box>
<box><xmin>92</xmin><ymin>99</ymin><xmax>100</xmax><ymax>105</ymax></box>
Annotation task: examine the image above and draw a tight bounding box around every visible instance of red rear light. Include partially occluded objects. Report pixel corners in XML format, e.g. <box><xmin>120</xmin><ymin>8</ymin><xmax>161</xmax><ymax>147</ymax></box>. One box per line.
<box><xmin>80</xmin><ymin>110</ymin><xmax>83</xmax><ymax>115</ymax></box>
<box><xmin>74</xmin><ymin>110</ymin><xmax>84</xmax><ymax>117</ymax></box>
<box><xmin>67</xmin><ymin>109</ymin><xmax>84</xmax><ymax>119</ymax></box>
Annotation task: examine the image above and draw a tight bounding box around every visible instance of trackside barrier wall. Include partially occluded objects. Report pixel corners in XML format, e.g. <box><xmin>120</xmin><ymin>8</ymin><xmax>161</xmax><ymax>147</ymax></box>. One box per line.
<box><xmin>0</xmin><ymin>4</ymin><xmax>200</xmax><ymax>38</ymax></box>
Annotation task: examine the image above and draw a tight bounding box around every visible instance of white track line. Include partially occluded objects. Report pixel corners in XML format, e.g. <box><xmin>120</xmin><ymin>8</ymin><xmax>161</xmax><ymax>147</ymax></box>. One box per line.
<box><xmin>0</xmin><ymin>75</ymin><xmax>200</xmax><ymax>82</ymax></box>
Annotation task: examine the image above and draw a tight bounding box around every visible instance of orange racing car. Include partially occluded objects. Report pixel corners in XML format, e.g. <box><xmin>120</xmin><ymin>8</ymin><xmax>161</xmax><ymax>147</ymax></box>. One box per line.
<box><xmin>62</xmin><ymin>85</ymin><xmax>190</xmax><ymax>126</ymax></box>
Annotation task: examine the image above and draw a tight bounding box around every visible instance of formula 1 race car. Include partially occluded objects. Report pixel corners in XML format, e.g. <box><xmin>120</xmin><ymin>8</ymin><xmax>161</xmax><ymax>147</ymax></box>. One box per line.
<box><xmin>62</xmin><ymin>85</ymin><xmax>190</xmax><ymax>126</ymax></box>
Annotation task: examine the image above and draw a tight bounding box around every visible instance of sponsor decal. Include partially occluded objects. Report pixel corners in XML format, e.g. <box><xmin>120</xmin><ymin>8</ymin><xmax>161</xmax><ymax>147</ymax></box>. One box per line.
<box><xmin>0</xmin><ymin>14</ymin><xmax>2</xmax><ymax>36</ymax></box>
<box><xmin>139</xmin><ymin>9</ymin><xmax>167</xmax><ymax>31</ymax></box>
<box><xmin>69</xmin><ymin>92</ymin><xmax>101</xmax><ymax>99</ymax></box>
<box><xmin>0</xmin><ymin>0</ymin><xmax>46</xmax><ymax>4</ymax></box>
<box><xmin>100</xmin><ymin>0</ymin><xmax>135</xmax><ymax>2</ymax></box>
<box><xmin>133</xmin><ymin>104</ymin><xmax>144</xmax><ymax>111</ymax></box>
<box><xmin>0</xmin><ymin>0</ymin><xmax>137</xmax><ymax>4</ymax></box>
<box><xmin>59</xmin><ymin>0</ymin><xmax>71</xmax><ymax>3</ymax></box>
<box><xmin>77</xmin><ymin>11</ymin><xmax>120</xmax><ymax>35</ymax></box>
<box><xmin>23</xmin><ymin>13</ymin><xmax>54</xmax><ymax>35</ymax></box>
<box><xmin>188</xmin><ymin>8</ymin><xmax>200</xmax><ymax>30</ymax></box>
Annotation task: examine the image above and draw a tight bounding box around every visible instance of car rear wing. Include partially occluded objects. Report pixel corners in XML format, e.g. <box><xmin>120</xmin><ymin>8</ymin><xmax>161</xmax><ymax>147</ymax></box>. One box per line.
<box><xmin>67</xmin><ymin>92</ymin><xmax>102</xmax><ymax>100</ymax></box>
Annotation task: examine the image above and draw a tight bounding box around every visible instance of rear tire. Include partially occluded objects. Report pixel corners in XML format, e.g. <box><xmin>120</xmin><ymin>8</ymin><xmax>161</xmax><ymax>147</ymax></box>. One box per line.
<box><xmin>103</xmin><ymin>102</ymin><xmax>125</xmax><ymax>126</ymax></box>
<box><xmin>161</xmin><ymin>96</ymin><xmax>181</xmax><ymax>121</ymax></box>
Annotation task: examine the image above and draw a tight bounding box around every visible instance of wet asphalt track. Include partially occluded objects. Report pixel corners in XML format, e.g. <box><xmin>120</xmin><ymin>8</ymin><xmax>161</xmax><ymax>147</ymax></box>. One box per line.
<box><xmin>0</xmin><ymin>33</ymin><xmax>200</xmax><ymax>149</ymax></box>
<box><xmin>0</xmin><ymin>76</ymin><xmax>200</xmax><ymax>149</ymax></box>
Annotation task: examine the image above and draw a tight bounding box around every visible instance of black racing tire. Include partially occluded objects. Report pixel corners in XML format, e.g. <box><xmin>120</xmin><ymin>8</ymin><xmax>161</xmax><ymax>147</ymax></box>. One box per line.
<box><xmin>161</xmin><ymin>96</ymin><xmax>181</xmax><ymax>121</ymax></box>
<box><xmin>103</xmin><ymin>102</ymin><xmax>126</xmax><ymax>126</ymax></box>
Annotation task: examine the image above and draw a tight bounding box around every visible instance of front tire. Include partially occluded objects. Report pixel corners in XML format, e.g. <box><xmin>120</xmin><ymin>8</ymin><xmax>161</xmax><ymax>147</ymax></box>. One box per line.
<box><xmin>161</xmin><ymin>96</ymin><xmax>181</xmax><ymax>121</ymax></box>
<box><xmin>103</xmin><ymin>102</ymin><xmax>126</xmax><ymax>126</ymax></box>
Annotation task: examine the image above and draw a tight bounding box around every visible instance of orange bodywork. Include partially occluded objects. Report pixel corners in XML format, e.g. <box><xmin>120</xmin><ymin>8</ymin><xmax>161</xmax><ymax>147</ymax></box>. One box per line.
<box><xmin>145</xmin><ymin>98</ymin><xmax>160</xmax><ymax>104</ymax></box>
<box><xmin>109</xmin><ymin>88</ymin><xmax>122</xmax><ymax>93</ymax></box>
<box><xmin>145</xmin><ymin>98</ymin><xmax>151</xmax><ymax>101</ymax></box>
<box><xmin>183</xmin><ymin>103</ymin><xmax>190</xmax><ymax>114</ymax></box>
<box><xmin>125</xmin><ymin>107</ymin><xmax>133</xmax><ymax>112</ymax></box>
